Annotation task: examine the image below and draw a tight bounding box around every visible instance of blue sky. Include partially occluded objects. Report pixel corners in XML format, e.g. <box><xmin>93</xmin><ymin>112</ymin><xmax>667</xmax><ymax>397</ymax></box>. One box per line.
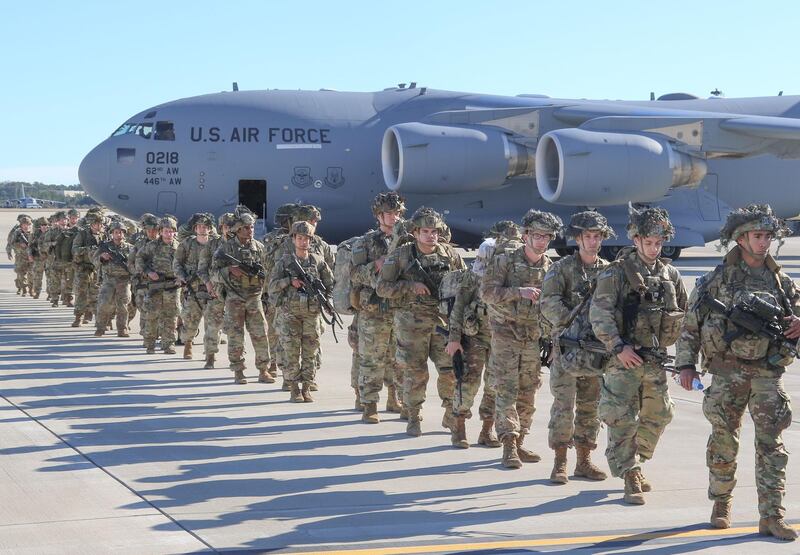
<box><xmin>1</xmin><ymin>1</ymin><xmax>797</xmax><ymax>184</ymax></box>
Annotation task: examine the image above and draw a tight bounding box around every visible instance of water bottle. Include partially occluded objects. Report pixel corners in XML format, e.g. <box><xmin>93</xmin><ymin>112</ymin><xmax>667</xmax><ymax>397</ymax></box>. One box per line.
<box><xmin>674</xmin><ymin>375</ymin><xmax>703</xmax><ymax>391</ymax></box>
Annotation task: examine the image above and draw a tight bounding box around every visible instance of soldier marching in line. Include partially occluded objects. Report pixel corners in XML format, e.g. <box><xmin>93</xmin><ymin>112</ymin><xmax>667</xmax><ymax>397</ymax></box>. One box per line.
<box><xmin>212</xmin><ymin>209</ymin><xmax>272</xmax><ymax>384</ymax></box>
<box><xmin>93</xmin><ymin>220</ymin><xmax>134</xmax><ymax>337</ymax></box>
<box><xmin>6</xmin><ymin>214</ymin><xmax>34</xmax><ymax>296</ymax></box>
<box><xmin>676</xmin><ymin>204</ymin><xmax>800</xmax><ymax>540</ymax></box>
<box><xmin>70</xmin><ymin>209</ymin><xmax>105</xmax><ymax>327</ymax></box>
<box><xmin>129</xmin><ymin>214</ymin><xmax>161</xmax><ymax>336</ymax></box>
<box><xmin>350</xmin><ymin>192</ymin><xmax>405</xmax><ymax>423</ymax></box>
<box><xmin>28</xmin><ymin>217</ymin><xmax>49</xmax><ymax>299</ymax></box>
<box><xmin>43</xmin><ymin>211</ymin><xmax>68</xmax><ymax>306</ymax></box>
<box><xmin>62</xmin><ymin>208</ymin><xmax>81</xmax><ymax>307</ymax></box>
<box><xmin>541</xmin><ymin>211</ymin><xmax>613</xmax><ymax>484</ymax></box>
<box><xmin>269</xmin><ymin>221</ymin><xmax>335</xmax><ymax>402</ymax></box>
<box><xmin>589</xmin><ymin>206</ymin><xmax>688</xmax><ymax>505</ymax></box>
<box><xmin>377</xmin><ymin>207</ymin><xmax>465</xmax><ymax>437</ymax></box>
<box><xmin>136</xmin><ymin>216</ymin><xmax>180</xmax><ymax>354</ymax></box>
<box><xmin>481</xmin><ymin>210</ymin><xmax>560</xmax><ymax>469</ymax></box>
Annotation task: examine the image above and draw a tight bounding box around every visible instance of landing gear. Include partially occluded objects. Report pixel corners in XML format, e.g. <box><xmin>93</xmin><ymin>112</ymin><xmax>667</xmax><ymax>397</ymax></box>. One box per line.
<box><xmin>661</xmin><ymin>246</ymin><xmax>682</xmax><ymax>260</ymax></box>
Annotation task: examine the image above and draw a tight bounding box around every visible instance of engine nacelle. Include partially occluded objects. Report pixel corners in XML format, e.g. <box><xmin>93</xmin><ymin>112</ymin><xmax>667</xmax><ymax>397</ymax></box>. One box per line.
<box><xmin>535</xmin><ymin>128</ymin><xmax>707</xmax><ymax>206</ymax></box>
<box><xmin>381</xmin><ymin>122</ymin><xmax>533</xmax><ymax>194</ymax></box>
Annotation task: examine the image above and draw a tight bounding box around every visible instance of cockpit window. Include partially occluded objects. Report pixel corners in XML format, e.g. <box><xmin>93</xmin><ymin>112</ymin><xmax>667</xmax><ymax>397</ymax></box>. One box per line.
<box><xmin>110</xmin><ymin>122</ymin><xmax>153</xmax><ymax>139</ymax></box>
<box><xmin>154</xmin><ymin>121</ymin><xmax>175</xmax><ymax>141</ymax></box>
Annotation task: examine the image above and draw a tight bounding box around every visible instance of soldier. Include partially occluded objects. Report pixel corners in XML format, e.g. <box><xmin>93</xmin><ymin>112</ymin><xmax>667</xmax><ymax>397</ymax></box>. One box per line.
<box><xmin>262</xmin><ymin>204</ymin><xmax>301</xmax><ymax>383</ymax></box>
<box><xmin>675</xmin><ymin>204</ymin><xmax>800</xmax><ymax>540</ymax></box>
<box><xmin>269</xmin><ymin>221</ymin><xmax>335</xmax><ymax>402</ymax></box>
<box><xmin>376</xmin><ymin>207</ymin><xmax>465</xmax><ymax>437</ymax></box>
<box><xmin>444</xmin><ymin>238</ymin><xmax>499</xmax><ymax>449</ymax></box>
<box><xmin>196</xmin><ymin>213</ymin><xmax>233</xmax><ymax>369</ymax></box>
<box><xmin>541</xmin><ymin>211</ymin><xmax>614</xmax><ymax>484</ymax></box>
<box><xmin>212</xmin><ymin>210</ymin><xmax>272</xmax><ymax>384</ymax></box>
<box><xmin>350</xmin><ymin>192</ymin><xmax>405</xmax><ymax>423</ymax></box>
<box><xmin>43</xmin><ymin>211</ymin><xmax>68</xmax><ymax>306</ymax></box>
<box><xmin>174</xmin><ymin>213</ymin><xmax>215</xmax><ymax>359</ymax></box>
<box><xmin>481</xmin><ymin>210</ymin><xmax>561</xmax><ymax>468</ymax></box>
<box><xmin>70</xmin><ymin>210</ymin><xmax>104</xmax><ymax>327</ymax></box>
<box><xmin>62</xmin><ymin>208</ymin><xmax>81</xmax><ymax>306</ymax></box>
<box><xmin>135</xmin><ymin>217</ymin><xmax>180</xmax><ymax>354</ymax></box>
<box><xmin>129</xmin><ymin>214</ymin><xmax>160</xmax><ymax>333</ymax></box>
<box><xmin>93</xmin><ymin>221</ymin><xmax>134</xmax><ymax>337</ymax></box>
<box><xmin>28</xmin><ymin>217</ymin><xmax>49</xmax><ymax>299</ymax></box>
<box><xmin>7</xmin><ymin>215</ymin><xmax>34</xmax><ymax>295</ymax></box>
<box><xmin>589</xmin><ymin>205</ymin><xmax>687</xmax><ymax>504</ymax></box>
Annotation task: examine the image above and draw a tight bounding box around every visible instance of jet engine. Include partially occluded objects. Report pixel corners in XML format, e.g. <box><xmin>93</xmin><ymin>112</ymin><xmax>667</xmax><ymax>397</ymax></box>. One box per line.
<box><xmin>535</xmin><ymin>128</ymin><xmax>707</xmax><ymax>205</ymax></box>
<box><xmin>381</xmin><ymin>122</ymin><xmax>533</xmax><ymax>194</ymax></box>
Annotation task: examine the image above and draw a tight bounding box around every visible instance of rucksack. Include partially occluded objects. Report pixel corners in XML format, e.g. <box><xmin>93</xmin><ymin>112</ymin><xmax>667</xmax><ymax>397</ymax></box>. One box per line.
<box><xmin>333</xmin><ymin>234</ymin><xmax>362</xmax><ymax>315</ymax></box>
<box><xmin>56</xmin><ymin>228</ymin><xmax>77</xmax><ymax>263</ymax></box>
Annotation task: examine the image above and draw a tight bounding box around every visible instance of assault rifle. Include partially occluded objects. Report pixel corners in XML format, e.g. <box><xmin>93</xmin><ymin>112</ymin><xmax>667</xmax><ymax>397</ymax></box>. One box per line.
<box><xmin>435</xmin><ymin>325</ymin><xmax>467</xmax><ymax>407</ymax></box>
<box><xmin>217</xmin><ymin>252</ymin><xmax>266</xmax><ymax>279</ymax></box>
<box><xmin>287</xmin><ymin>256</ymin><xmax>344</xmax><ymax>342</ymax></box>
<box><xmin>18</xmin><ymin>232</ymin><xmax>29</xmax><ymax>246</ymax></box>
<box><xmin>700</xmin><ymin>292</ymin><xmax>799</xmax><ymax>365</ymax></box>
<box><xmin>559</xmin><ymin>336</ymin><xmax>677</xmax><ymax>372</ymax></box>
<box><xmin>145</xmin><ymin>272</ymin><xmax>181</xmax><ymax>291</ymax></box>
<box><xmin>182</xmin><ymin>272</ymin><xmax>203</xmax><ymax>311</ymax></box>
<box><xmin>98</xmin><ymin>242</ymin><xmax>130</xmax><ymax>274</ymax></box>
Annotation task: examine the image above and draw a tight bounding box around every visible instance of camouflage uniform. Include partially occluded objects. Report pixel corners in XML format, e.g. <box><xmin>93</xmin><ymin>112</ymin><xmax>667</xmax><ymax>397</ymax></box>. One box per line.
<box><xmin>42</xmin><ymin>213</ymin><xmax>67</xmax><ymax>306</ymax></box>
<box><xmin>376</xmin><ymin>207</ymin><xmax>465</xmax><ymax>436</ymax></box>
<box><xmin>71</xmin><ymin>213</ymin><xmax>103</xmax><ymax>324</ymax></box>
<box><xmin>129</xmin><ymin>214</ymin><xmax>159</xmax><ymax>333</ymax></box>
<box><xmin>541</xmin><ymin>211</ymin><xmax>614</xmax><ymax>483</ymax></box>
<box><xmin>135</xmin><ymin>218</ymin><xmax>180</xmax><ymax>353</ymax></box>
<box><xmin>61</xmin><ymin>210</ymin><xmax>81</xmax><ymax>305</ymax></box>
<box><xmin>675</xmin><ymin>204</ymin><xmax>798</xmax><ymax>537</ymax></box>
<box><xmin>93</xmin><ymin>225</ymin><xmax>134</xmax><ymax>336</ymax></box>
<box><xmin>7</xmin><ymin>219</ymin><xmax>34</xmax><ymax>295</ymax></box>
<box><xmin>212</xmin><ymin>212</ymin><xmax>271</xmax><ymax>383</ymax></box>
<box><xmin>481</xmin><ymin>209</ymin><xmax>560</xmax><ymax>467</ymax></box>
<box><xmin>589</xmin><ymin>206</ymin><xmax>687</xmax><ymax>503</ymax></box>
<box><xmin>196</xmin><ymin>226</ymin><xmax>228</xmax><ymax>367</ymax></box>
<box><xmin>269</xmin><ymin>221</ymin><xmax>335</xmax><ymax>400</ymax></box>
<box><xmin>174</xmin><ymin>232</ymin><xmax>212</xmax><ymax>355</ymax></box>
<box><xmin>29</xmin><ymin>218</ymin><xmax>49</xmax><ymax>298</ymax></box>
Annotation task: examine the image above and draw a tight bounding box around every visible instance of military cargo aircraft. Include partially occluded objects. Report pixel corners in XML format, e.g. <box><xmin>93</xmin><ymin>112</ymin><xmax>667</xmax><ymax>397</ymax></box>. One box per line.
<box><xmin>79</xmin><ymin>85</ymin><xmax>800</xmax><ymax>258</ymax></box>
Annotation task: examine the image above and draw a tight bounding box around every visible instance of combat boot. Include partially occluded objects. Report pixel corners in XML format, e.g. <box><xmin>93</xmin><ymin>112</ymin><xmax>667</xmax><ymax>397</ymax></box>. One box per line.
<box><xmin>516</xmin><ymin>435</ymin><xmax>541</xmax><ymax>463</ymax></box>
<box><xmin>282</xmin><ymin>379</ymin><xmax>291</xmax><ymax>392</ymax></box>
<box><xmin>258</xmin><ymin>368</ymin><xmax>276</xmax><ymax>384</ymax></box>
<box><xmin>574</xmin><ymin>446</ymin><xmax>607</xmax><ymax>481</ymax></box>
<box><xmin>145</xmin><ymin>344</ymin><xmax>156</xmax><ymax>354</ymax></box>
<box><xmin>362</xmin><ymin>402</ymin><xmax>380</xmax><ymax>424</ymax></box>
<box><xmin>441</xmin><ymin>409</ymin><xmax>455</xmax><ymax>431</ymax></box>
<box><xmin>550</xmin><ymin>447</ymin><xmax>569</xmax><ymax>484</ymax></box>
<box><xmin>83</xmin><ymin>311</ymin><xmax>93</xmax><ymax>324</ymax></box>
<box><xmin>93</xmin><ymin>328</ymin><xmax>104</xmax><ymax>337</ymax></box>
<box><xmin>65</xmin><ymin>296</ymin><xmax>74</xmax><ymax>307</ymax></box>
<box><xmin>477</xmin><ymin>419</ymin><xmax>501</xmax><ymax>448</ymax></box>
<box><xmin>399</xmin><ymin>406</ymin><xmax>409</xmax><ymax>421</ymax></box>
<box><xmin>301</xmin><ymin>383</ymin><xmax>314</xmax><ymax>402</ymax></box>
<box><xmin>289</xmin><ymin>382</ymin><xmax>303</xmax><ymax>403</ymax></box>
<box><xmin>51</xmin><ymin>299</ymin><xmax>58</xmax><ymax>307</ymax></box>
<box><xmin>234</xmin><ymin>369</ymin><xmax>247</xmax><ymax>384</ymax></box>
<box><xmin>353</xmin><ymin>388</ymin><xmax>363</xmax><ymax>411</ymax></box>
<box><xmin>623</xmin><ymin>469</ymin><xmax>646</xmax><ymax>505</ymax></box>
<box><xmin>268</xmin><ymin>363</ymin><xmax>278</xmax><ymax>379</ymax></box>
<box><xmin>710</xmin><ymin>500</ymin><xmax>732</xmax><ymax>529</ymax></box>
<box><xmin>118</xmin><ymin>328</ymin><xmax>129</xmax><ymax>338</ymax></box>
<box><xmin>163</xmin><ymin>344</ymin><xmax>176</xmax><ymax>354</ymax></box>
<box><xmin>204</xmin><ymin>354</ymin><xmax>215</xmax><ymax>369</ymax></box>
<box><xmin>406</xmin><ymin>410</ymin><xmax>422</xmax><ymax>437</ymax></box>
<box><xmin>502</xmin><ymin>435</ymin><xmax>522</xmax><ymax>469</ymax></box>
<box><xmin>308</xmin><ymin>381</ymin><xmax>318</xmax><ymax>392</ymax></box>
<box><xmin>32</xmin><ymin>290</ymin><xmax>40</xmax><ymax>299</ymax></box>
<box><xmin>759</xmin><ymin>516</ymin><xmax>798</xmax><ymax>541</ymax></box>
<box><xmin>639</xmin><ymin>471</ymin><xmax>652</xmax><ymax>492</ymax></box>
<box><xmin>71</xmin><ymin>316</ymin><xmax>81</xmax><ymax>327</ymax></box>
<box><xmin>451</xmin><ymin>416</ymin><xmax>469</xmax><ymax>449</ymax></box>
<box><xmin>183</xmin><ymin>342</ymin><xmax>193</xmax><ymax>359</ymax></box>
<box><xmin>386</xmin><ymin>385</ymin><xmax>402</xmax><ymax>413</ymax></box>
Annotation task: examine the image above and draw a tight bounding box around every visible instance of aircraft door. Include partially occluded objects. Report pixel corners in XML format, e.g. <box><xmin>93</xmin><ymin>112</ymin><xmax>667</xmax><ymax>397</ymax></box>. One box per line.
<box><xmin>157</xmin><ymin>191</ymin><xmax>177</xmax><ymax>214</ymax></box>
<box><xmin>697</xmin><ymin>174</ymin><xmax>720</xmax><ymax>221</ymax></box>
<box><xmin>238</xmin><ymin>179</ymin><xmax>267</xmax><ymax>228</ymax></box>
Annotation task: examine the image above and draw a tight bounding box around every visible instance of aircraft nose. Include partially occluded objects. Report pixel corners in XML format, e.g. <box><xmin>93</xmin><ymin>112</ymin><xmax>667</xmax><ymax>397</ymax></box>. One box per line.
<box><xmin>78</xmin><ymin>143</ymin><xmax>110</xmax><ymax>205</ymax></box>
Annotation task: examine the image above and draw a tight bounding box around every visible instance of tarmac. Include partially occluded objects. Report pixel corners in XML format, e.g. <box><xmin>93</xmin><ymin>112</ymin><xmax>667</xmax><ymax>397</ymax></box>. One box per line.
<box><xmin>1</xmin><ymin>208</ymin><xmax>800</xmax><ymax>554</ymax></box>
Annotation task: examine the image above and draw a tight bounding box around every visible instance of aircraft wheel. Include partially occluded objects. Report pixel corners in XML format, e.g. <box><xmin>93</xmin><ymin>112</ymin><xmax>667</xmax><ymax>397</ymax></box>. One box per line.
<box><xmin>661</xmin><ymin>246</ymin><xmax>682</xmax><ymax>260</ymax></box>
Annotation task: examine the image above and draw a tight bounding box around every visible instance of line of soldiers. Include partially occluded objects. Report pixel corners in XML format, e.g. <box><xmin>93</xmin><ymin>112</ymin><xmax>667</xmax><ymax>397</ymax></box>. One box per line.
<box><xmin>5</xmin><ymin>198</ymin><xmax>797</xmax><ymax>541</ymax></box>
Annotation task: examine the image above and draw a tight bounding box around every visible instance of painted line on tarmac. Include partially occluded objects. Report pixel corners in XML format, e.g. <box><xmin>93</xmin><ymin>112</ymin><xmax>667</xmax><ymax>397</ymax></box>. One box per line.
<box><xmin>288</xmin><ymin>524</ymin><xmax>799</xmax><ymax>554</ymax></box>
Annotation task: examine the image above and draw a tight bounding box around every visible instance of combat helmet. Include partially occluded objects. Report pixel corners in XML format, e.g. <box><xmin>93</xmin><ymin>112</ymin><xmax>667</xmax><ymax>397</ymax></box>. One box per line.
<box><xmin>719</xmin><ymin>203</ymin><xmax>790</xmax><ymax>248</ymax></box>
<box><xmin>158</xmin><ymin>216</ymin><xmax>178</xmax><ymax>231</ymax></box>
<box><xmin>291</xmin><ymin>221</ymin><xmax>315</xmax><ymax>237</ymax></box>
<box><xmin>108</xmin><ymin>220</ymin><xmax>128</xmax><ymax>234</ymax></box>
<box><xmin>231</xmin><ymin>205</ymin><xmax>256</xmax><ymax>232</ymax></box>
<box><xmin>67</xmin><ymin>208</ymin><xmax>79</xmax><ymax>218</ymax></box>
<box><xmin>139</xmin><ymin>213</ymin><xmax>159</xmax><ymax>228</ymax></box>
<box><xmin>520</xmin><ymin>209</ymin><xmax>563</xmax><ymax>237</ymax></box>
<box><xmin>567</xmin><ymin>210</ymin><xmax>616</xmax><ymax>239</ymax></box>
<box><xmin>274</xmin><ymin>203</ymin><xmax>301</xmax><ymax>229</ymax></box>
<box><xmin>372</xmin><ymin>192</ymin><xmax>406</xmax><ymax>218</ymax></box>
<box><xmin>18</xmin><ymin>215</ymin><xmax>32</xmax><ymax>225</ymax></box>
<box><xmin>485</xmin><ymin>220</ymin><xmax>521</xmax><ymax>242</ymax></box>
<box><xmin>409</xmin><ymin>206</ymin><xmax>446</xmax><ymax>232</ymax></box>
<box><xmin>219</xmin><ymin>212</ymin><xmax>236</xmax><ymax>229</ymax></box>
<box><xmin>52</xmin><ymin>210</ymin><xmax>67</xmax><ymax>221</ymax></box>
<box><xmin>84</xmin><ymin>211</ymin><xmax>104</xmax><ymax>225</ymax></box>
<box><xmin>34</xmin><ymin>217</ymin><xmax>48</xmax><ymax>227</ymax></box>
<box><xmin>295</xmin><ymin>204</ymin><xmax>322</xmax><ymax>223</ymax></box>
<box><xmin>626</xmin><ymin>204</ymin><xmax>674</xmax><ymax>240</ymax></box>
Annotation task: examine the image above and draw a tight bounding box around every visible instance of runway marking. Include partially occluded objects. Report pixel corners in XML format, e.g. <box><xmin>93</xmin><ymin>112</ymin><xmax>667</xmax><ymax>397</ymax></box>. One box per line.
<box><xmin>288</xmin><ymin>524</ymin><xmax>799</xmax><ymax>554</ymax></box>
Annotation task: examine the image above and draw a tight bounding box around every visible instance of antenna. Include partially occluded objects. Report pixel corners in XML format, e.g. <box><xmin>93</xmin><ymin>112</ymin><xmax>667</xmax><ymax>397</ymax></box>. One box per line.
<box><xmin>232</xmin><ymin>82</ymin><xmax>239</xmax><ymax>92</ymax></box>
<box><xmin>710</xmin><ymin>88</ymin><xmax>723</xmax><ymax>97</ymax></box>
<box><xmin>650</xmin><ymin>92</ymin><xmax>655</xmax><ymax>101</ymax></box>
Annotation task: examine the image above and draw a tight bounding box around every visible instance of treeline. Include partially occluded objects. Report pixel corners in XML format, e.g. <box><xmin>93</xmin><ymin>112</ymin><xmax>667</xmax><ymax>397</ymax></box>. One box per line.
<box><xmin>0</xmin><ymin>182</ymin><xmax>94</xmax><ymax>206</ymax></box>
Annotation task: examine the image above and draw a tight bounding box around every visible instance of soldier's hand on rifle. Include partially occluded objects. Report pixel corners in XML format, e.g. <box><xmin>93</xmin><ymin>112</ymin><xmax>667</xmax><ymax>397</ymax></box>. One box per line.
<box><xmin>100</xmin><ymin>252</ymin><xmax>111</xmax><ymax>262</ymax></box>
<box><xmin>519</xmin><ymin>287</ymin><xmax>540</xmax><ymax>301</ymax></box>
<box><xmin>617</xmin><ymin>345</ymin><xmax>643</xmax><ymax>369</ymax></box>
<box><xmin>374</xmin><ymin>256</ymin><xmax>386</xmax><ymax>273</ymax></box>
<box><xmin>678</xmin><ymin>366</ymin><xmax>700</xmax><ymax>391</ymax></box>
<box><xmin>445</xmin><ymin>340</ymin><xmax>463</xmax><ymax>357</ymax></box>
<box><xmin>784</xmin><ymin>314</ymin><xmax>800</xmax><ymax>339</ymax></box>
<box><xmin>412</xmin><ymin>282</ymin><xmax>431</xmax><ymax>296</ymax></box>
<box><xmin>291</xmin><ymin>278</ymin><xmax>304</xmax><ymax>289</ymax></box>
<box><xmin>229</xmin><ymin>266</ymin><xmax>245</xmax><ymax>278</ymax></box>
<box><xmin>147</xmin><ymin>271</ymin><xmax>160</xmax><ymax>281</ymax></box>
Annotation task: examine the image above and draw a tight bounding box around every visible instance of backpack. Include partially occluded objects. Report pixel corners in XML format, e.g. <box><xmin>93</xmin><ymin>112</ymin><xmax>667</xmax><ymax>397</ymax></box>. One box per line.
<box><xmin>55</xmin><ymin>228</ymin><xmax>77</xmax><ymax>263</ymax></box>
<box><xmin>333</xmin><ymin>234</ymin><xmax>362</xmax><ymax>315</ymax></box>
<box><xmin>438</xmin><ymin>269</ymin><xmax>468</xmax><ymax>317</ymax></box>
